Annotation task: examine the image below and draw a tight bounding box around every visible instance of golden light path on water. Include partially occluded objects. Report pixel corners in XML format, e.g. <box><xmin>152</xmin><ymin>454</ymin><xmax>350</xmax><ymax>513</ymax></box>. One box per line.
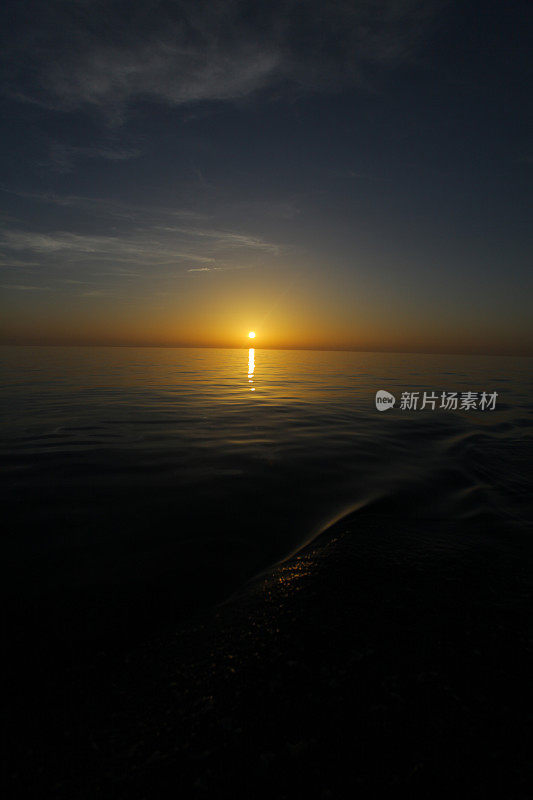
<box><xmin>248</xmin><ymin>348</ymin><xmax>255</xmax><ymax>391</ymax></box>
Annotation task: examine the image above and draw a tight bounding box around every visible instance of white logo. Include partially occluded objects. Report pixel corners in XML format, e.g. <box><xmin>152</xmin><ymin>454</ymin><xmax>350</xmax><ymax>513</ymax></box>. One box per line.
<box><xmin>375</xmin><ymin>390</ymin><xmax>396</xmax><ymax>411</ymax></box>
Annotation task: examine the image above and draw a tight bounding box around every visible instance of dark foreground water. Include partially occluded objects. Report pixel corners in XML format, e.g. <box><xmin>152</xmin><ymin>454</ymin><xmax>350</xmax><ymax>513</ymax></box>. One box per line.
<box><xmin>2</xmin><ymin>346</ymin><xmax>532</xmax><ymax>647</ymax></box>
<box><xmin>3</xmin><ymin>346</ymin><xmax>533</xmax><ymax>797</ymax></box>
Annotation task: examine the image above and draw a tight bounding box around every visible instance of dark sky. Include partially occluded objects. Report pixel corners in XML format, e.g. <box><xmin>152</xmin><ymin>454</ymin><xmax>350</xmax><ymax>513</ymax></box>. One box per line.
<box><xmin>0</xmin><ymin>0</ymin><xmax>531</xmax><ymax>353</ymax></box>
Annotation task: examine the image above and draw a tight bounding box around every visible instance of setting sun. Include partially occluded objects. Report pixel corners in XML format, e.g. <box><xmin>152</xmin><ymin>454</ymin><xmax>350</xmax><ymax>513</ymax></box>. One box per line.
<box><xmin>248</xmin><ymin>331</ymin><xmax>256</xmax><ymax>339</ymax></box>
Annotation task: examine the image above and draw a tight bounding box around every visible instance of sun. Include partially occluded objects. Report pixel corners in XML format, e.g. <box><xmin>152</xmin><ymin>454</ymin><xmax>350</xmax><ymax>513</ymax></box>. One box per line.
<box><xmin>248</xmin><ymin>331</ymin><xmax>256</xmax><ymax>339</ymax></box>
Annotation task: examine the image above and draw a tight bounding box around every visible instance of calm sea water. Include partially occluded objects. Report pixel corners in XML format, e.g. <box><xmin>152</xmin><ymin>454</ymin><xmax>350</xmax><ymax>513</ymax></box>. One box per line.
<box><xmin>2</xmin><ymin>346</ymin><xmax>532</xmax><ymax>644</ymax></box>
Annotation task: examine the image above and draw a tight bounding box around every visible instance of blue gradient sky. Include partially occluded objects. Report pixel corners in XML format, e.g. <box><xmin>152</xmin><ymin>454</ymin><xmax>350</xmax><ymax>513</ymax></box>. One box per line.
<box><xmin>0</xmin><ymin>0</ymin><xmax>531</xmax><ymax>353</ymax></box>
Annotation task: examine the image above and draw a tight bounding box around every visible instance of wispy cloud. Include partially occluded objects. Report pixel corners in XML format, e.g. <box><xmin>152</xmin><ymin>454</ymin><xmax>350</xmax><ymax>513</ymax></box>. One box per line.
<box><xmin>80</xmin><ymin>289</ymin><xmax>114</xmax><ymax>297</ymax></box>
<box><xmin>0</xmin><ymin>254</ymin><xmax>40</xmax><ymax>269</ymax></box>
<box><xmin>1</xmin><ymin>284</ymin><xmax>52</xmax><ymax>291</ymax></box>
<box><xmin>42</xmin><ymin>141</ymin><xmax>142</xmax><ymax>173</ymax></box>
<box><xmin>0</xmin><ymin>219</ymin><xmax>282</xmax><ymax>289</ymax></box>
<box><xmin>2</xmin><ymin>230</ymin><xmax>142</xmax><ymax>256</ymax></box>
<box><xmin>2</xmin><ymin>226</ymin><xmax>278</xmax><ymax>260</ymax></box>
<box><xmin>0</xmin><ymin>187</ymin><xmax>207</xmax><ymax>224</ymax></box>
<box><xmin>158</xmin><ymin>226</ymin><xmax>281</xmax><ymax>254</ymax></box>
<box><xmin>1</xmin><ymin>0</ymin><xmax>442</xmax><ymax>121</ymax></box>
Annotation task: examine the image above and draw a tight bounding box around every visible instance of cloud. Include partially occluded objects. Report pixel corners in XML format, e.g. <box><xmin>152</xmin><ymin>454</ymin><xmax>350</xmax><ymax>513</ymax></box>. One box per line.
<box><xmin>0</xmin><ymin>187</ymin><xmax>207</xmax><ymax>223</ymax></box>
<box><xmin>80</xmin><ymin>289</ymin><xmax>113</xmax><ymax>297</ymax></box>
<box><xmin>0</xmin><ymin>221</ymin><xmax>282</xmax><ymax>279</ymax></box>
<box><xmin>1</xmin><ymin>0</ymin><xmax>442</xmax><ymax>121</ymax></box>
<box><xmin>2</xmin><ymin>230</ymin><xmax>138</xmax><ymax>255</ymax></box>
<box><xmin>1</xmin><ymin>284</ymin><xmax>51</xmax><ymax>291</ymax></box>
<box><xmin>160</xmin><ymin>226</ymin><xmax>281</xmax><ymax>254</ymax></box>
<box><xmin>0</xmin><ymin>187</ymin><xmax>284</xmax><ymax>294</ymax></box>
<box><xmin>187</xmin><ymin>267</ymin><xmax>222</xmax><ymax>273</ymax></box>
<box><xmin>42</xmin><ymin>141</ymin><xmax>141</xmax><ymax>173</ymax></box>
<box><xmin>2</xmin><ymin>226</ymin><xmax>278</xmax><ymax>259</ymax></box>
<box><xmin>0</xmin><ymin>254</ymin><xmax>40</xmax><ymax>269</ymax></box>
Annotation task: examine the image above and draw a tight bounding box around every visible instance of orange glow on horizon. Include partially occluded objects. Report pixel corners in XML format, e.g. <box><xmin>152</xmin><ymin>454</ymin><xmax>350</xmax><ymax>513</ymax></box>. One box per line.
<box><xmin>1</xmin><ymin>273</ymin><xmax>530</xmax><ymax>356</ymax></box>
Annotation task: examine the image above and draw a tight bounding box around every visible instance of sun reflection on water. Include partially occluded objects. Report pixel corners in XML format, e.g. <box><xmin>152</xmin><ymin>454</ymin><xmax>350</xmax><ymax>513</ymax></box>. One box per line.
<box><xmin>248</xmin><ymin>348</ymin><xmax>255</xmax><ymax>391</ymax></box>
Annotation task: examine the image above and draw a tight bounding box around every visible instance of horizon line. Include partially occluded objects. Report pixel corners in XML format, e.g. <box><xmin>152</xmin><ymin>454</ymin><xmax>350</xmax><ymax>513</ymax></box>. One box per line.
<box><xmin>1</xmin><ymin>342</ymin><xmax>531</xmax><ymax>358</ymax></box>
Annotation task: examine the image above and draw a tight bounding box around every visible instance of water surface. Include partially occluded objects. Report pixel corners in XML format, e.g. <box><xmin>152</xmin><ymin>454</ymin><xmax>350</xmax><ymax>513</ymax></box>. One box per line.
<box><xmin>2</xmin><ymin>346</ymin><xmax>531</xmax><ymax>643</ymax></box>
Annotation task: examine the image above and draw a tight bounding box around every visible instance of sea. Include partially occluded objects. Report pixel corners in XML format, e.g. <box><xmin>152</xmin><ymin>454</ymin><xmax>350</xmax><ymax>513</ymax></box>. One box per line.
<box><xmin>2</xmin><ymin>345</ymin><xmax>532</xmax><ymax>652</ymax></box>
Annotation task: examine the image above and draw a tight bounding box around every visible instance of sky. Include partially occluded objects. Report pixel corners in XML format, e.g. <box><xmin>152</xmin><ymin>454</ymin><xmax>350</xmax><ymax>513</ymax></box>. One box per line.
<box><xmin>0</xmin><ymin>0</ymin><xmax>531</xmax><ymax>354</ymax></box>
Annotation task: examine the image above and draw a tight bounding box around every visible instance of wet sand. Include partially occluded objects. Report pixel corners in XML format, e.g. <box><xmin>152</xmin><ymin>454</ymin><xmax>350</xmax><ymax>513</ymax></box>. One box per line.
<box><xmin>10</xmin><ymin>504</ymin><xmax>533</xmax><ymax>798</ymax></box>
